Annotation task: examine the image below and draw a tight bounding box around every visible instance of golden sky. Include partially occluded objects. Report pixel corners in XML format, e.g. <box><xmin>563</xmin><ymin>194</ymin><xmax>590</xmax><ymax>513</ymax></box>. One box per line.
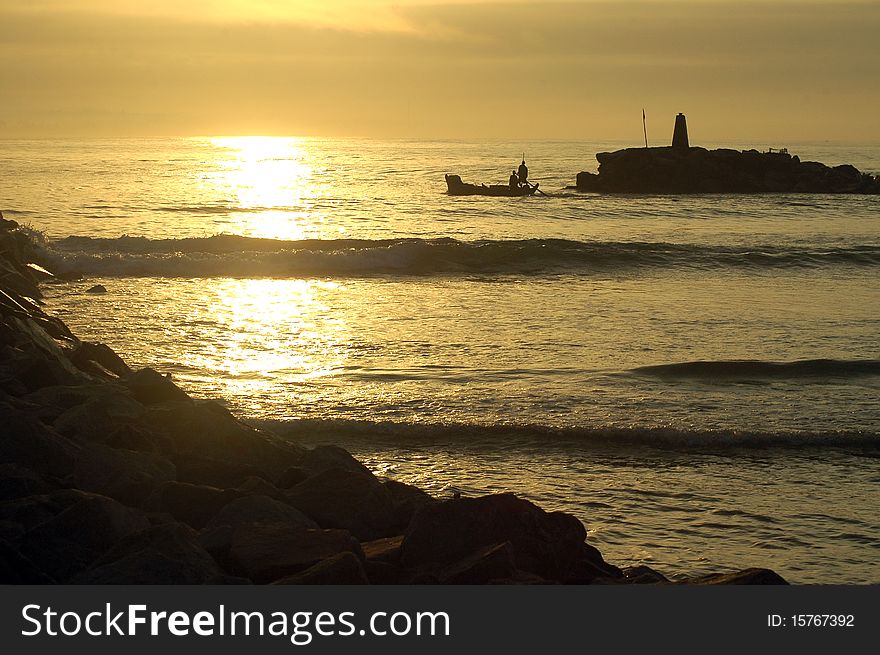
<box><xmin>1</xmin><ymin>1</ymin><xmax>878</xmax><ymax>141</ymax></box>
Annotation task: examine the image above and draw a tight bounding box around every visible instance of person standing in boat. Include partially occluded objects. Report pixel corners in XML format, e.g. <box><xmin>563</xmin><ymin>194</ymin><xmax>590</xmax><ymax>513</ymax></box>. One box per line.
<box><xmin>509</xmin><ymin>169</ymin><xmax>519</xmax><ymax>189</ymax></box>
<box><xmin>517</xmin><ymin>156</ymin><xmax>529</xmax><ymax>187</ymax></box>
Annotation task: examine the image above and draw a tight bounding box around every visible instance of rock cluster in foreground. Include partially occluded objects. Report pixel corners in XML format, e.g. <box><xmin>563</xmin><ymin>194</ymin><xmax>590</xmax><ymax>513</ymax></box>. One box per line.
<box><xmin>576</xmin><ymin>146</ymin><xmax>880</xmax><ymax>194</ymax></box>
<box><xmin>0</xmin><ymin>217</ymin><xmax>787</xmax><ymax>584</ymax></box>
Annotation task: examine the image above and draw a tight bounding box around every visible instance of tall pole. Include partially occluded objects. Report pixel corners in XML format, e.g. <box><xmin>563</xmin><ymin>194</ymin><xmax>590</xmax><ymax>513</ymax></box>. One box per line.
<box><xmin>643</xmin><ymin>109</ymin><xmax>648</xmax><ymax>148</ymax></box>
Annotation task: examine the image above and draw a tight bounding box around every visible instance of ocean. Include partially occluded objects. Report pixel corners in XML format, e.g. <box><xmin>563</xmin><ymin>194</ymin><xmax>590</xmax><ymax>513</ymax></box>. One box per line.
<box><xmin>2</xmin><ymin>137</ymin><xmax>878</xmax><ymax>583</ymax></box>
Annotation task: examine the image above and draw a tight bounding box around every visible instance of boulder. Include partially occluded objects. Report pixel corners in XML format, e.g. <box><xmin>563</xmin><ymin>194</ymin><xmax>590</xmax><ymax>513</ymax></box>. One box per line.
<box><xmin>276</xmin><ymin>466</ymin><xmax>310</xmax><ymax>489</ymax></box>
<box><xmin>73</xmin><ymin>523</ymin><xmax>222</xmax><ymax>584</ymax></box>
<box><xmin>400</xmin><ymin>493</ymin><xmax>590</xmax><ymax>582</ymax></box>
<box><xmin>285</xmin><ymin>468</ymin><xmax>396</xmax><ymax>541</ymax></box>
<box><xmin>142</xmin><ymin>481</ymin><xmax>240</xmax><ymax>529</ymax></box>
<box><xmin>227</xmin><ymin>523</ymin><xmax>362</xmax><ymax>583</ymax></box>
<box><xmin>144</xmin><ymin>401</ymin><xmax>305</xmax><ymax>478</ymax></box>
<box><xmin>0</xmin><ymin>489</ymin><xmax>93</xmax><ymax>532</ymax></box>
<box><xmin>234</xmin><ymin>475</ymin><xmax>287</xmax><ymax>500</ymax></box>
<box><xmin>0</xmin><ymin>464</ymin><xmax>57</xmax><ymax>501</ymax></box>
<box><xmin>23</xmin><ymin>383</ymin><xmax>131</xmax><ymax>424</ymax></box>
<box><xmin>17</xmin><ymin>493</ymin><xmax>150</xmax><ymax>582</ymax></box>
<box><xmin>622</xmin><ymin>565</ymin><xmax>670</xmax><ymax>584</ymax></box>
<box><xmin>124</xmin><ymin>368</ymin><xmax>191</xmax><ymax>405</ymax></box>
<box><xmin>566</xmin><ymin>543</ymin><xmax>623</xmax><ymax>583</ymax></box>
<box><xmin>361</xmin><ymin>535</ymin><xmax>404</xmax><ymax>564</ymax></box>
<box><xmin>271</xmin><ymin>552</ymin><xmax>369</xmax><ymax>585</ymax></box>
<box><xmin>206</xmin><ymin>494</ymin><xmax>317</xmax><ymax>531</ymax></box>
<box><xmin>0</xmin><ymin>409</ymin><xmax>80</xmax><ymax>477</ymax></box>
<box><xmin>72</xmin><ymin>444</ymin><xmax>175</xmax><ymax>506</ymax></box>
<box><xmin>383</xmin><ymin>479</ymin><xmax>435</xmax><ymax>530</ymax></box>
<box><xmin>298</xmin><ymin>445</ymin><xmax>372</xmax><ymax>477</ymax></box>
<box><xmin>85</xmin><ymin>285</ymin><xmax>107</xmax><ymax>294</ymax></box>
<box><xmin>364</xmin><ymin>560</ymin><xmax>409</xmax><ymax>585</ymax></box>
<box><xmin>173</xmin><ymin>455</ymin><xmax>271</xmax><ymax>488</ymax></box>
<box><xmin>53</xmin><ymin>391</ymin><xmax>146</xmax><ymax>442</ymax></box>
<box><xmin>439</xmin><ymin>542</ymin><xmax>517</xmax><ymax>584</ymax></box>
<box><xmin>686</xmin><ymin>568</ymin><xmax>788</xmax><ymax>585</ymax></box>
<box><xmin>0</xmin><ymin>539</ymin><xmax>55</xmax><ymax>584</ymax></box>
<box><xmin>69</xmin><ymin>342</ymin><xmax>131</xmax><ymax>378</ymax></box>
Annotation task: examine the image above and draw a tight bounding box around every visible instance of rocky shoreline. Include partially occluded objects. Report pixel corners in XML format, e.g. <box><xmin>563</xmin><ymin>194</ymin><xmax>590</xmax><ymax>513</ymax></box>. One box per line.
<box><xmin>576</xmin><ymin>146</ymin><xmax>880</xmax><ymax>194</ymax></box>
<box><xmin>0</xmin><ymin>217</ymin><xmax>787</xmax><ymax>584</ymax></box>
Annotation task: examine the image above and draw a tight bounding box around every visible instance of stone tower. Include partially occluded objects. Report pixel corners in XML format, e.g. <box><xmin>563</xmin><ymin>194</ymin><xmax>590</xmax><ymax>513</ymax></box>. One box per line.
<box><xmin>672</xmin><ymin>113</ymin><xmax>689</xmax><ymax>150</ymax></box>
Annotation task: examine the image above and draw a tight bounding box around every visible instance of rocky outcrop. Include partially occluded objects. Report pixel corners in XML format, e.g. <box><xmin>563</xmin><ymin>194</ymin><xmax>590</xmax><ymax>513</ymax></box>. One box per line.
<box><xmin>576</xmin><ymin>147</ymin><xmax>880</xmax><ymax>194</ymax></box>
<box><xmin>0</xmin><ymin>218</ymin><xmax>790</xmax><ymax>585</ymax></box>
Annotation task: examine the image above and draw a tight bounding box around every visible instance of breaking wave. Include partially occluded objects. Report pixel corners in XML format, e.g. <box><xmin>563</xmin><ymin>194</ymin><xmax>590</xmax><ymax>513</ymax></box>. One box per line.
<box><xmin>46</xmin><ymin>235</ymin><xmax>880</xmax><ymax>277</ymax></box>
<box><xmin>40</xmin><ymin>234</ymin><xmax>880</xmax><ymax>278</ymax></box>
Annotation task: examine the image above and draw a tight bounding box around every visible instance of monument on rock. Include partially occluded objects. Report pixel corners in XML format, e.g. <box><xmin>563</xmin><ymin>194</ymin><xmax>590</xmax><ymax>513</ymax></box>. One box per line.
<box><xmin>672</xmin><ymin>113</ymin><xmax>689</xmax><ymax>150</ymax></box>
<box><xmin>574</xmin><ymin>111</ymin><xmax>879</xmax><ymax>194</ymax></box>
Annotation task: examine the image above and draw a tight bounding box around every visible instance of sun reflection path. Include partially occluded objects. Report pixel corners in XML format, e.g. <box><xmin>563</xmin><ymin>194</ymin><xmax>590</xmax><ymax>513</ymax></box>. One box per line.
<box><xmin>203</xmin><ymin>136</ymin><xmax>338</xmax><ymax>241</ymax></box>
<box><xmin>179</xmin><ymin>278</ymin><xmax>347</xmax><ymax>412</ymax></box>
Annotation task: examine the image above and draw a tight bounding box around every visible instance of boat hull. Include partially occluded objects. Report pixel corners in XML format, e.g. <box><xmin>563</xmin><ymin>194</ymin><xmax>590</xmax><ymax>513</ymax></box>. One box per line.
<box><xmin>445</xmin><ymin>174</ymin><xmax>538</xmax><ymax>197</ymax></box>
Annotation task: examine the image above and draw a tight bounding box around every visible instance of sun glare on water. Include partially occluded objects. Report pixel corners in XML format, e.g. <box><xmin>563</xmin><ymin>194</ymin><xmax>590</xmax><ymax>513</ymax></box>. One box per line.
<box><xmin>204</xmin><ymin>136</ymin><xmax>332</xmax><ymax>241</ymax></box>
<box><xmin>178</xmin><ymin>278</ymin><xmax>348</xmax><ymax>414</ymax></box>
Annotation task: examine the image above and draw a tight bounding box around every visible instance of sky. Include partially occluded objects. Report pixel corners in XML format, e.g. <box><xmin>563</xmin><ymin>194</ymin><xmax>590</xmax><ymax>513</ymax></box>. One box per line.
<box><xmin>1</xmin><ymin>1</ymin><xmax>878</xmax><ymax>141</ymax></box>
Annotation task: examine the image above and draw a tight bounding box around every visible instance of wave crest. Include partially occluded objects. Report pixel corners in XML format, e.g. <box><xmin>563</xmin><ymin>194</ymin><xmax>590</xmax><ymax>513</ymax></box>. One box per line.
<box><xmin>41</xmin><ymin>235</ymin><xmax>880</xmax><ymax>278</ymax></box>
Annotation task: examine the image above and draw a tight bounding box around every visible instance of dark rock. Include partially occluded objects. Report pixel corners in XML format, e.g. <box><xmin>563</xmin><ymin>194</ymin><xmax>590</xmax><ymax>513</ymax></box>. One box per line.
<box><xmin>285</xmin><ymin>468</ymin><xmax>396</xmax><ymax>541</ymax></box>
<box><xmin>271</xmin><ymin>551</ymin><xmax>369</xmax><ymax>585</ymax></box>
<box><xmin>144</xmin><ymin>401</ymin><xmax>305</xmax><ymax>478</ymax></box>
<box><xmin>0</xmin><ymin>409</ymin><xmax>79</xmax><ymax>478</ymax></box>
<box><xmin>85</xmin><ymin>285</ymin><xmax>107</xmax><ymax>294</ymax></box>
<box><xmin>298</xmin><ymin>445</ymin><xmax>373</xmax><ymax>477</ymax></box>
<box><xmin>622</xmin><ymin>565</ymin><xmax>670</xmax><ymax>584</ymax></box>
<box><xmin>205</xmin><ymin>494</ymin><xmax>316</xmax><ymax>531</ymax></box>
<box><xmin>73</xmin><ymin>444</ymin><xmax>176</xmax><ymax>506</ymax></box>
<box><xmin>0</xmin><ymin>489</ymin><xmax>92</xmax><ymax>531</ymax></box>
<box><xmin>276</xmin><ymin>466</ymin><xmax>310</xmax><ymax>489</ymax></box>
<box><xmin>400</xmin><ymin>493</ymin><xmax>589</xmax><ymax>582</ymax></box>
<box><xmin>489</xmin><ymin>570</ymin><xmax>550</xmax><ymax>585</ymax></box>
<box><xmin>22</xmin><ymin>383</ymin><xmax>129</xmax><ymax>424</ymax></box>
<box><xmin>208</xmin><ymin>574</ymin><xmax>253</xmax><ymax>585</ymax></box>
<box><xmin>0</xmin><ymin>464</ymin><xmax>57</xmax><ymax>501</ymax></box>
<box><xmin>383</xmin><ymin>479</ymin><xmax>435</xmax><ymax>530</ymax></box>
<box><xmin>576</xmin><ymin>146</ymin><xmax>880</xmax><ymax>194</ymax></box>
<box><xmin>234</xmin><ymin>475</ymin><xmax>287</xmax><ymax>501</ymax></box>
<box><xmin>17</xmin><ymin>493</ymin><xmax>150</xmax><ymax>582</ymax></box>
<box><xmin>227</xmin><ymin>523</ymin><xmax>362</xmax><ymax>583</ymax></box>
<box><xmin>365</xmin><ymin>560</ymin><xmax>408</xmax><ymax>585</ymax></box>
<box><xmin>686</xmin><ymin>567</ymin><xmax>788</xmax><ymax>585</ymax></box>
<box><xmin>103</xmin><ymin>423</ymin><xmax>176</xmax><ymax>456</ymax></box>
<box><xmin>566</xmin><ymin>543</ymin><xmax>624</xmax><ymax>583</ymax></box>
<box><xmin>0</xmin><ymin>540</ymin><xmax>55</xmax><ymax>584</ymax></box>
<box><xmin>142</xmin><ymin>481</ymin><xmax>239</xmax><ymax>529</ymax></box>
<box><xmin>0</xmin><ymin>520</ymin><xmax>25</xmax><ymax>541</ymax></box>
<box><xmin>73</xmin><ymin>523</ymin><xmax>222</xmax><ymax>584</ymax></box>
<box><xmin>70</xmin><ymin>342</ymin><xmax>131</xmax><ymax>378</ymax></box>
<box><xmin>124</xmin><ymin>368</ymin><xmax>191</xmax><ymax>405</ymax></box>
<box><xmin>439</xmin><ymin>542</ymin><xmax>517</xmax><ymax>584</ymax></box>
<box><xmin>173</xmin><ymin>455</ymin><xmax>270</xmax><ymax>488</ymax></box>
<box><xmin>361</xmin><ymin>535</ymin><xmax>404</xmax><ymax>564</ymax></box>
<box><xmin>53</xmin><ymin>390</ymin><xmax>146</xmax><ymax>442</ymax></box>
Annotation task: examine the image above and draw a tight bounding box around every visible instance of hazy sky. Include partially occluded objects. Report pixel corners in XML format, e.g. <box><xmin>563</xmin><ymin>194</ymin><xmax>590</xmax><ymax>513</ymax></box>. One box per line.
<box><xmin>1</xmin><ymin>1</ymin><xmax>878</xmax><ymax>141</ymax></box>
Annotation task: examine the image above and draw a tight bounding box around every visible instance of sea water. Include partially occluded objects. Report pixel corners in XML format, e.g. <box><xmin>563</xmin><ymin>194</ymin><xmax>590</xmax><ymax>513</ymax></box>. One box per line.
<box><xmin>3</xmin><ymin>137</ymin><xmax>878</xmax><ymax>582</ymax></box>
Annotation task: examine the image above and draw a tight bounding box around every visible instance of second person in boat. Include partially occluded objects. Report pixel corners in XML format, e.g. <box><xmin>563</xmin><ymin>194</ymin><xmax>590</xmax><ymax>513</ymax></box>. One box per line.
<box><xmin>518</xmin><ymin>157</ymin><xmax>529</xmax><ymax>187</ymax></box>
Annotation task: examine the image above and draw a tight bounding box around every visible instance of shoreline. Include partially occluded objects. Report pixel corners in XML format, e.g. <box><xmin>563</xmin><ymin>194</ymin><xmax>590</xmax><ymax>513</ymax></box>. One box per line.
<box><xmin>1</xmin><ymin>216</ymin><xmax>789</xmax><ymax>584</ymax></box>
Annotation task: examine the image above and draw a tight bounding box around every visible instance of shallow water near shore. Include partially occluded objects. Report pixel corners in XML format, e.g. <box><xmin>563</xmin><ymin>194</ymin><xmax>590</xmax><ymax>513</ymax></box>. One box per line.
<box><xmin>4</xmin><ymin>137</ymin><xmax>879</xmax><ymax>583</ymax></box>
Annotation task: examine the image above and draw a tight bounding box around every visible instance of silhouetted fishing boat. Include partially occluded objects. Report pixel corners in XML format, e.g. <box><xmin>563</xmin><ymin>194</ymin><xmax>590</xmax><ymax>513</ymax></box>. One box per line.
<box><xmin>445</xmin><ymin>174</ymin><xmax>539</xmax><ymax>197</ymax></box>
